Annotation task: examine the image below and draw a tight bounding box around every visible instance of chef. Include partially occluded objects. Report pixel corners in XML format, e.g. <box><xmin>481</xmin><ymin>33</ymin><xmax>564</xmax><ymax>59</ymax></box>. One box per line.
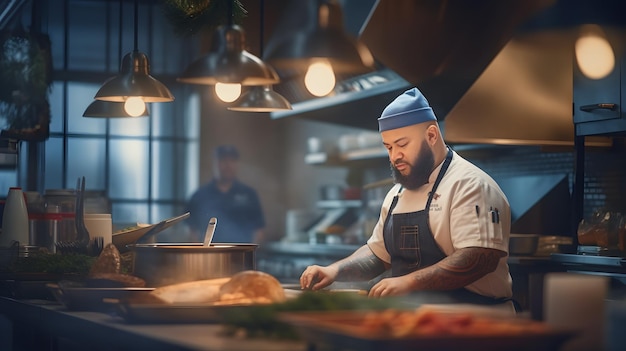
<box><xmin>300</xmin><ymin>87</ymin><xmax>515</xmax><ymax>311</ymax></box>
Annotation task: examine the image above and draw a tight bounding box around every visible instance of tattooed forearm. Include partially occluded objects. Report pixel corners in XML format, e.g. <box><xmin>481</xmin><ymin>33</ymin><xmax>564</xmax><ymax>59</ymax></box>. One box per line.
<box><xmin>334</xmin><ymin>245</ymin><xmax>388</xmax><ymax>281</ymax></box>
<box><xmin>409</xmin><ymin>247</ymin><xmax>505</xmax><ymax>291</ymax></box>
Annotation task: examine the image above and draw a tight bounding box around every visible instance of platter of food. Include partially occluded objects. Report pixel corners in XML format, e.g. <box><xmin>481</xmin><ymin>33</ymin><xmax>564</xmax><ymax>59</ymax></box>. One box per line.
<box><xmin>279</xmin><ymin>308</ymin><xmax>577</xmax><ymax>351</ymax></box>
<box><xmin>110</xmin><ymin>270</ymin><xmax>289</xmax><ymax>324</ymax></box>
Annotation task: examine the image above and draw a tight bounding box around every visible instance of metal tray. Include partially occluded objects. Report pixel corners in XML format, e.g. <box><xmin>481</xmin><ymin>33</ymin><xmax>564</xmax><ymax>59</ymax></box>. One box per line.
<box><xmin>112</xmin><ymin>301</ymin><xmax>258</xmax><ymax>324</ymax></box>
<box><xmin>279</xmin><ymin>311</ymin><xmax>577</xmax><ymax>351</ymax></box>
<box><xmin>47</xmin><ymin>282</ymin><xmax>154</xmax><ymax>312</ymax></box>
<box><xmin>110</xmin><ymin>283</ymin><xmax>303</xmax><ymax>324</ymax></box>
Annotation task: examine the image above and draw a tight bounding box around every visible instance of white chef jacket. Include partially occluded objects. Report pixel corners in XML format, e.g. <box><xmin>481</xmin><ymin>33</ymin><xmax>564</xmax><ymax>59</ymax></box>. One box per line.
<box><xmin>367</xmin><ymin>149</ymin><xmax>513</xmax><ymax>299</ymax></box>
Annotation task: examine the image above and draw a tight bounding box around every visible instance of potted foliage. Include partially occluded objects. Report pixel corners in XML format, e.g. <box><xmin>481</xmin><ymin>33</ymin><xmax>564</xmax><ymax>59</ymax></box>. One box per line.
<box><xmin>0</xmin><ymin>23</ymin><xmax>52</xmax><ymax>142</ymax></box>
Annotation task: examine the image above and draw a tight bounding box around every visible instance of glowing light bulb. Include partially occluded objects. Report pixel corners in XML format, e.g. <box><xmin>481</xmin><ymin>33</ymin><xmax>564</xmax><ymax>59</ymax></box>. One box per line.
<box><xmin>304</xmin><ymin>61</ymin><xmax>335</xmax><ymax>97</ymax></box>
<box><xmin>124</xmin><ymin>97</ymin><xmax>146</xmax><ymax>117</ymax></box>
<box><xmin>575</xmin><ymin>25</ymin><xmax>615</xmax><ymax>80</ymax></box>
<box><xmin>215</xmin><ymin>83</ymin><xmax>242</xmax><ymax>102</ymax></box>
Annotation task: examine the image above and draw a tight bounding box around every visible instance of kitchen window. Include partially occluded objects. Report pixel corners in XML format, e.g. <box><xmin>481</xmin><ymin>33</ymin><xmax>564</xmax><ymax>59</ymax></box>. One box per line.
<box><xmin>11</xmin><ymin>0</ymin><xmax>202</xmax><ymax>229</ymax></box>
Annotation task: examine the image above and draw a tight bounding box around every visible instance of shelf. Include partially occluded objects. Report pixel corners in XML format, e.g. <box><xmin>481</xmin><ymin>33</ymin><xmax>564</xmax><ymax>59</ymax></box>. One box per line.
<box><xmin>339</xmin><ymin>147</ymin><xmax>387</xmax><ymax>161</ymax></box>
<box><xmin>316</xmin><ymin>200</ymin><xmax>362</xmax><ymax>209</ymax></box>
<box><xmin>304</xmin><ymin>147</ymin><xmax>387</xmax><ymax>166</ymax></box>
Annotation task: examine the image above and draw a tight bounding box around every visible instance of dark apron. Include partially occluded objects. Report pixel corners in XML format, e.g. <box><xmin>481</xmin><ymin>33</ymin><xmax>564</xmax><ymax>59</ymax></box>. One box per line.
<box><xmin>382</xmin><ymin>149</ymin><xmax>515</xmax><ymax>308</ymax></box>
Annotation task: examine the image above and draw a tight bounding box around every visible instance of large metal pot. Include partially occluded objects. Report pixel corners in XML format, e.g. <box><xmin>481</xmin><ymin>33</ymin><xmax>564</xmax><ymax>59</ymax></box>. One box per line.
<box><xmin>128</xmin><ymin>243</ymin><xmax>257</xmax><ymax>287</ymax></box>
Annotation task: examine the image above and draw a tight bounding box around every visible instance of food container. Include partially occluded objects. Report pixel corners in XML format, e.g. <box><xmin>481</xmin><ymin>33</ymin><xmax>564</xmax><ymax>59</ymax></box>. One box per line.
<box><xmin>509</xmin><ymin>234</ymin><xmax>540</xmax><ymax>256</ymax></box>
<box><xmin>128</xmin><ymin>243</ymin><xmax>257</xmax><ymax>287</ymax></box>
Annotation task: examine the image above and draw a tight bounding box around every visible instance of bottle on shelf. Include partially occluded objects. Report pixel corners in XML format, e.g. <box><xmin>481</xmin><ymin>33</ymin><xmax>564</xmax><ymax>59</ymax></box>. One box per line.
<box><xmin>1</xmin><ymin>187</ymin><xmax>30</xmax><ymax>247</ymax></box>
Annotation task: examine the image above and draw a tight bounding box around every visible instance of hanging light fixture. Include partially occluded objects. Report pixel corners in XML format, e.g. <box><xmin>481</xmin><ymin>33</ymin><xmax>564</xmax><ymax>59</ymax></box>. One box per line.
<box><xmin>263</xmin><ymin>0</ymin><xmax>374</xmax><ymax>97</ymax></box>
<box><xmin>84</xmin><ymin>0</ymin><xmax>150</xmax><ymax>118</ymax></box>
<box><xmin>177</xmin><ymin>0</ymin><xmax>279</xmax><ymax>102</ymax></box>
<box><xmin>94</xmin><ymin>0</ymin><xmax>174</xmax><ymax>116</ymax></box>
<box><xmin>228</xmin><ymin>85</ymin><xmax>291</xmax><ymax>112</ymax></box>
<box><xmin>228</xmin><ymin>0</ymin><xmax>291</xmax><ymax>112</ymax></box>
<box><xmin>83</xmin><ymin>100</ymin><xmax>149</xmax><ymax>118</ymax></box>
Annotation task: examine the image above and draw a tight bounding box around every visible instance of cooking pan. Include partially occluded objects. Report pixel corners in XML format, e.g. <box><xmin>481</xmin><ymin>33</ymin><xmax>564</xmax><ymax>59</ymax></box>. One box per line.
<box><xmin>129</xmin><ymin>243</ymin><xmax>257</xmax><ymax>287</ymax></box>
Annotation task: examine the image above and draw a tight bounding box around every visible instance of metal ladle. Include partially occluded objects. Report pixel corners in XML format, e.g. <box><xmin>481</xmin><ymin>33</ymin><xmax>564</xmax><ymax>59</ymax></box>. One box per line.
<box><xmin>203</xmin><ymin>217</ymin><xmax>217</xmax><ymax>246</ymax></box>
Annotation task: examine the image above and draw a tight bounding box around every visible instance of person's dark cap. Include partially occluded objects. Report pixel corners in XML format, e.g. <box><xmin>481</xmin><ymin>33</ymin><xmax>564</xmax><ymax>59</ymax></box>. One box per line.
<box><xmin>215</xmin><ymin>145</ymin><xmax>240</xmax><ymax>160</ymax></box>
<box><xmin>378</xmin><ymin>87</ymin><xmax>437</xmax><ymax>132</ymax></box>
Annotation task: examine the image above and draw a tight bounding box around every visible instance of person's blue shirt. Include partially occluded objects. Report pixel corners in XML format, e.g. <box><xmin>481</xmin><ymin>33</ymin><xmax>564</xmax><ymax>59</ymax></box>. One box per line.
<box><xmin>185</xmin><ymin>179</ymin><xmax>265</xmax><ymax>243</ymax></box>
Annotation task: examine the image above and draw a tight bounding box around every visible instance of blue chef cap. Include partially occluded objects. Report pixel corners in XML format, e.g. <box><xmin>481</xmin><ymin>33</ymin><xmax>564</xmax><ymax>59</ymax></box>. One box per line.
<box><xmin>378</xmin><ymin>87</ymin><xmax>437</xmax><ymax>132</ymax></box>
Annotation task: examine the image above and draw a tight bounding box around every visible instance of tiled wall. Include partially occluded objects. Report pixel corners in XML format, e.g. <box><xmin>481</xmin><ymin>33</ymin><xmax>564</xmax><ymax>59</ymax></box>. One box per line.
<box><xmin>461</xmin><ymin>142</ymin><xmax>626</xmax><ymax>224</ymax></box>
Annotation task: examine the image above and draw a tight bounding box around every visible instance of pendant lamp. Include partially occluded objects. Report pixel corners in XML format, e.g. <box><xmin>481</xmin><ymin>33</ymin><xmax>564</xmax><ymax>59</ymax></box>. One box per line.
<box><xmin>263</xmin><ymin>0</ymin><xmax>374</xmax><ymax>96</ymax></box>
<box><xmin>94</xmin><ymin>0</ymin><xmax>174</xmax><ymax>109</ymax></box>
<box><xmin>228</xmin><ymin>85</ymin><xmax>291</xmax><ymax>112</ymax></box>
<box><xmin>178</xmin><ymin>25</ymin><xmax>280</xmax><ymax>86</ymax></box>
<box><xmin>84</xmin><ymin>0</ymin><xmax>150</xmax><ymax>118</ymax></box>
<box><xmin>177</xmin><ymin>0</ymin><xmax>279</xmax><ymax>87</ymax></box>
<box><xmin>228</xmin><ymin>0</ymin><xmax>291</xmax><ymax>112</ymax></box>
<box><xmin>83</xmin><ymin>100</ymin><xmax>150</xmax><ymax>118</ymax></box>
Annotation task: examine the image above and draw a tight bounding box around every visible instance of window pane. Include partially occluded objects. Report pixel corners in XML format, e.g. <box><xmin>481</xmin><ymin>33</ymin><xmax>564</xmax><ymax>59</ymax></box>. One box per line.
<box><xmin>109</xmin><ymin>139</ymin><xmax>149</xmax><ymax>199</ymax></box>
<box><xmin>184</xmin><ymin>136</ymin><xmax>199</xmax><ymax>199</ymax></box>
<box><xmin>184</xmin><ymin>93</ymin><xmax>201</xmax><ymax>139</ymax></box>
<box><xmin>67</xmin><ymin>3</ymin><xmax>107</xmax><ymax>71</ymax></box>
<box><xmin>44</xmin><ymin>137</ymin><xmax>64</xmax><ymax>190</ymax></box>
<box><xmin>0</xmin><ymin>170</ymin><xmax>18</xmax><ymax>191</ymax></box>
<box><xmin>109</xmin><ymin>113</ymin><xmax>149</xmax><ymax>137</ymax></box>
<box><xmin>151</xmin><ymin>141</ymin><xmax>174</xmax><ymax>199</ymax></box>
<box><xmin>151</xmin><ymin>203</ymin><xmax>190</xmax><ymax>242</ymax></box>
<box><xmin>67</xmin><ymin>138</ymin><xmax>106</xmax><ymax>190</ymax></box>
<box><xmin>49</xmin><ymin>82</ymin><xmax>64</xmax><ymax>134</ymax></box>
<box><xmin>68</xmin><ymin>83</ymin><xmax>107</xmax><ymax>134</ymax></box>
<box><xmin>152</xmin><ymin>139</ymin><xmax>196</xmax><ymax>201</ymax></box>
<box><xmin>113</xmin><ymin>202</ymin><xmax>149</xmax><ymax>228</ymax></box>
<box><xmin>151</xmin><ymin>90</ymin><xmax>199</xmax><ymax>138</ymax></box>
<box><xmin>151</xmin><ymin>100</ymin><xmax>176</xmax><ymax>138</ymax></box>
<box><xmin>47</xmin><ymin>2</ymin><xmax>65</xmax><ymax>71</ymax></box>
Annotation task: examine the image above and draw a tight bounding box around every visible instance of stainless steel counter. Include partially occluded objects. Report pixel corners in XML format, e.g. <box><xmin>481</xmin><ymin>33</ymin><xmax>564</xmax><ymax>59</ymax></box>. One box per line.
<box><xmin>0</xmin><ymin>297</ymin><xmax>306</xmax><ymax>351</ymax></box>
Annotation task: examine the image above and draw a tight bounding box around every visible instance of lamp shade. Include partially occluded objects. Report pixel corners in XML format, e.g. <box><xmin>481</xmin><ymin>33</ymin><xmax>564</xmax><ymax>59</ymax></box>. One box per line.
<box><xmin>83</xmin><ymin>100</ymin><xmax>149</xmax><ymax>118</ymax></box>
<box><xmin>263</xmin><ymin>0</ymin><xmax>374</xmax><ymax>74</ymax></box>
<box><xmin>95</xmin><ymin>50</ymin><xmax>174</xmax><ymax>103</ymax></box>
<box><xmin>178</xmin><ymin>25</ymin><xmax>280</xmax><ymax>86</ymax></box>
<box><xmin>227</xmin><ymin>85</ymin><xmax>292</xmax><ymax>112</ymax></box>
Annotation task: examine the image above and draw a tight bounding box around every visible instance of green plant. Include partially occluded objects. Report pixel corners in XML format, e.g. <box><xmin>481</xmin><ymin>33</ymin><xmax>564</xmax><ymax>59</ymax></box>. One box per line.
<box><xmin>0</xmin><ymin>27</ymin><xmax>52</xmax><ymax>139</ymax></box>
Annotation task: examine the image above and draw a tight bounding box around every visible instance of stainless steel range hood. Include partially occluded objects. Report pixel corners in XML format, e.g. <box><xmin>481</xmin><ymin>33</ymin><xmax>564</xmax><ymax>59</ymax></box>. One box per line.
<box><xmin>271</xmin><ymin>0</ymin><xmax>621</xmax><ymax>146</ymax></box>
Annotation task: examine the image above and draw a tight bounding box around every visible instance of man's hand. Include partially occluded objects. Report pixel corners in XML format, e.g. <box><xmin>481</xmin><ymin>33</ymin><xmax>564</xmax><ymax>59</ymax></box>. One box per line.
<box><xmin>368</xmin><ymin>247</ymin><xmax>505</xmax><ymax>297</ymax></box>
<box><xmin>368</xmin><ymin>275</ymin><xmax>415</xmax><ymax>297</ymax></box>
<box><xmin>300</xmin><ymin>245</ymin><xmax>389</xmax><ymax>291</ymax></box>
<box><xmin>300</xmin><ymin>265</ymin><xmax>338</xmax><ymax>291</ymax></box>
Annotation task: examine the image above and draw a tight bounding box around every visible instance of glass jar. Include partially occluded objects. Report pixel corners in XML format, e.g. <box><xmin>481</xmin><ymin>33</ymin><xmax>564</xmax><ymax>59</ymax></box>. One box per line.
<box><xmin>44</xmin><ymin>189</ymin><xmax>77</xmax><ymax>243</ymax></box>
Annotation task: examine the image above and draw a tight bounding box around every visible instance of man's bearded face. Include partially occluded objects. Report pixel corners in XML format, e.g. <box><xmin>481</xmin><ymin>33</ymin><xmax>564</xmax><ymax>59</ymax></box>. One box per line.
<box><xmin>391</xmin><ymin>139</ymin><xmax>435</xmax><ymax>190</ymax></box>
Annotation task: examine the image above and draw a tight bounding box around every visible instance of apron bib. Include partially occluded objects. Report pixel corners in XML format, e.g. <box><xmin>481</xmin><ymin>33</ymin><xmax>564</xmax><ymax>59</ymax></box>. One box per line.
<box><xmin>383</xmin><ymin>149</ymin><xmax>452</xmax><ymax>277</ymax></box>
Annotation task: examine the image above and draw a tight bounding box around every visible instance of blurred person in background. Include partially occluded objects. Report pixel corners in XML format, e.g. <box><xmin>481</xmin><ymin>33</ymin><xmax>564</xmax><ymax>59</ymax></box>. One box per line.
<box><xmin>186</xmin><ymin>145</ymin><xmax>265</xmax><ymax>243</ymax></box>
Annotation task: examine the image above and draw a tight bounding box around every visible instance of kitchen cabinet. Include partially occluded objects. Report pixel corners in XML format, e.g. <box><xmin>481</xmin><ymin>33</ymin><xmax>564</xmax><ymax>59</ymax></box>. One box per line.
<box><xmin>572</xmin><ymin>39</ymin><xmax>626</xmax><ymax>239</ymax></box>
<box><xmin>574</xmin><ymin>40</ymin><xmax>626</xmax><ymax>137</ymax></box>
